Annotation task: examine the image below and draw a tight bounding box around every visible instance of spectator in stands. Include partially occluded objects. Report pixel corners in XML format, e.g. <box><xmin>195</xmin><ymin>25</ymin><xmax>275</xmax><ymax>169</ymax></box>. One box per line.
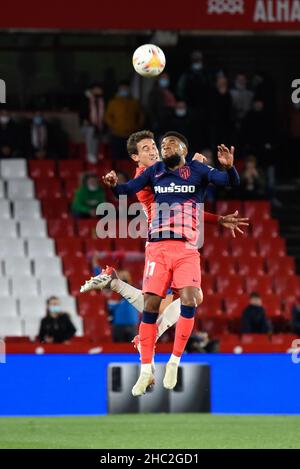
<box><xmin>230</xmin><ymin>72</ymin><xmax>253</xmax><ymax>132</ymax></box>
<box><xmin>71</xmin><ymin>172</ymin><xmax>106</xmax><ymax>218</ymax></box>
<box><xmin>291</xmin><ymin>297</ymin><xmax>300</xmax><ymax>335</ymax></box>
<box><xmin>168</xmin><ymin>100</ymin><xmax>192</xmax><ymax>146</ymax></box>
<box><xmin>185</xmin><ymin>331</ymin><xmax>219</xmax><ymax>353</ymax></box>
<box><xmin>107</xmin><ymin>270</ymin><xmax>139</xmax><ymax>342</ymax></box>
<box><xmin>241</xmin><ymin>292</ymin><xmax>271</xmax><ymax>334</ymax></box>
<box><xmin>0</xmin><ymin>110</ymin><xmax>19</xmax><ymax>158</ymax></box>
<box><xmin>30</xmin><ymin>111</ymin><xmax>48</xmax><ymax>160</ymax></box>
<box><xmin>147</xmin><ymin>72</ymin><xmax>176</xmax><ymax>137</ymax></box>
<box><xmin>105</xmin><ymin>81</ymin><xmax>144</xmax><ymax>159</ymax></box>
<box><xmin>80</xmin><ymin>82</ymin><xmax>106</xmax><ymax>164</ymax></box>
<box><xmin>240</xmin><ymin>155</ymin><xmax>266</xmax><ymax>199</ymax></box>
<box><xmin>209</xmin><ymin>74</ymin><xmax>234</xmax><ymax>147</ymax></box>
<box><xmin>39</xmin><ymin>296</ymin><xmax>76</xmax><ymax>343</ymax></box>
<box><xmin>177</xmin><ymin>50</ymin><xmax>210</xmax><ymax>149</ymax></box>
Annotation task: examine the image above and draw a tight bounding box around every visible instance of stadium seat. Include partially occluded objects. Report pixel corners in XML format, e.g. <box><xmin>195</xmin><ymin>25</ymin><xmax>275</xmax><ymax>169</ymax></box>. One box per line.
<box><xmin>0</xmin><ymin>220</ymin><xmax>18</xmax><ymax>238</ymax></box>
<box><xmin>39</xmin><ymin>276</ymin><xmax>68</xmax><ymax>297</ymax></box>
<box><xmin>0</xmin><ymin>200</ymin><xmax>11</xmax><ymax>219</ymax></box>
<box><xmin>273</xmin><ymin>275</ymin><xmax>300</xmax><ymax>296</ymax></box>
<box><xmin>114</xmin><ymin>237</ymin><xmax>142</xmax><ymax>251</ymax></box>
<box><xmin>215</xmin><ymin>200</ymin><xmax>243</xmax><ymax>215</ymax></box>
<box><xmin>13</xmin><ymin>200</ymin><xmax>41</xmax><ymax>219</ymax></box>
<box><xmin>0</xmin><ymin>298</ymin><xmax>18</xmax><ymax>316</ymax></box>
<box><xmin>0</xmin><ymin>278</ymin><xmax>11</xmax><ymax>296</ymax></box>
<box><xmin>203</xmin><ymin>224</ymin><xmax>221</xmax><ymax>240</ymax></box>
<box><xmin>197</xmin><ymin>294</ymin><xmax>224</xmax><ymax>316</ymax></box>
<box><xmin>19</xmin><ymin>297</ymin><xmax>46</xmax><ymax>318</ymax></box>
<box><xmin>205</xmin><ymin>257</ymin><xmax>236</xmax><ymax>276</ymax></box>
<box><xmin>245</xmin><ymin>275</ymin><xmax>274</xmax><ymax>295</ymax></box>
<box><xmin>35</xmin><ymin>179</ymin><xmax>63</xmax><ymax>199</ymax></box>
<box><xmin>63</xmin><ymin>257</ymin><xmax>90</xmax><ymax>277</ymax></box>
<box><xmin>7</xmin><ymin>179</ymin><xmax>34</xmax><ymax>200</ymax></box>
<box><xmin>58</xmin><ymin>160</ymin><xmax>84</xmax><ymax>179</ymax></box>
<box><xmin>0</xmin><ymin>180</ymin><xmax>4</xmax><ymax>198</ymax></box>
<box><xmin>261</xmin><ymin>294</ymin><xmax>282</xmax><ymax>317</ymax></box>
<box><xmin>251</xmin><ymin>219</ymin><xmax>279</xmax><ymax>239</ymax></box>
<box><xmin>83</xmin><ymin>316</ymin><xmax>112</xmax><ymax>341</ymax></box>
<box><xmin>266</xmin><ymin>257</ymin><xmax>295</xmax><ymax>276</ymax></box>
<box><xmin>58</xmin><ymin>296</ymin><xmax>78</xmax><ymax>316</ymax></box>
<box><xmin>77</xmin><ymin>219</ymin><xmax>98</xmax><ymax>238</ymax></box>
<box><xmin>26</xmin><ymin>238</ymin><xmax>55</xmax><ymax>258</ymax></box>
<box><xmin>0</xmin><ymin>317</ymin><xmax>22</xmax><ymax>337</ymax></box>
<box><xmin>200</xmin><ymin>275</ymin><xmax>217</xmax><ymax>295</ymax></box>
<box><xmin>55</xmin><ymin>237</ymin><xmax>84</xmax><ymax>258</ymax></box>
<box><xmin>72</xmin><ymin>316</ymin><xmax>84</xmax><ymax>337</ymax></box>
<box><xmin>22</xmin><ymin>317</ymin><xmax>40</xmax><ymax>338</ymax></box>
<box><xmin>0</xmin><ymin>239</ymin><xmax>25</xmax><ymax>258</ymax></box>
<box><xmin>235</xmin><ymin>256</ymin><xmax>266</xmax><ymax>276</ymax></box>
<box><xmin>4</xmin><ymin>258</ymin><xmax>32</xmax><ymax>277</ymax></box>
<box><xmin>19</xmin><ymin>219</ymin><xmax>47</xmax><ymax>238</ymax></box>
<box><xmin>47</xmin><ymin>218</ymin><xmax>75</xmax><ymax>238</ymax></box>
<box><xmin>257</xmin><ymin>237</ymin><xmax>286</xmax><ymax>257</ymax></box>
<box><xmin>202</xmin><ymin>242</ymin><xmax>229</xmax><ymax>258</ymax></box>
<box><xmin>229</xmin><ymin>238</ymin><xmax>258</xmax><ymax>257</ymax></box>
<box><xmin>28</xmin><ymin>160</ymin><xmax>56</xmax><ymax>179</ymax></box>
<box><xmin>41</xmin><ymin>198</ymin><xmax>69</xmax><ymax>219</ymax></box>
<box><xmin>77</xmin><ymin>295</ymin><xmax>108</xmax><ymax>317</ymax></box>
<box><xmin>68</xmin><ymin>275</ymin><xmax>92</xmax><ymax>296</ymax></box>
<box><xmin>84</xmin><ymin>238</ymin><xmax>113</xmax><ymax>255</ymax></box>
<box><xmin>33</xmin><ymin>257</ymin><xmax>62</xmax><ymax>276</ymax></box>
<box><xmin>216</xmin><ymin>275</ymin><xmax>245</xmax><ymax>295</ymax></box>
<box><xmin>64</xmin><ymin>178</ymin><xmax>80</xmax><ymax>200</ymax></box>
<box><xmin>12</xmin><ymin>277</ymin><xmax>39</xmax><ymax>297</ymax></box>
<box><xmin>0</xmin><ymin>159</ymin><xmax>27</xmax><ymax>179</ymax></box>
<box><xmin>224</xmin><ymin>295</ymin><xmax>250</xmax><ymax>317</ymax></box>
<box><xmin>244</xmin><ymin>201</ymin><xmax>271</xmax><ymax>220</ymax></box>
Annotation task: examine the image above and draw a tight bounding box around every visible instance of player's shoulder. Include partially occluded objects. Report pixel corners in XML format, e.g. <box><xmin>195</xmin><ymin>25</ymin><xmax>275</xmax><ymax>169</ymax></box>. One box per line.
<box><xmin>189</xmin><ymin>160</ymin><xmax>214</xmax><ymax>172</ymax></box>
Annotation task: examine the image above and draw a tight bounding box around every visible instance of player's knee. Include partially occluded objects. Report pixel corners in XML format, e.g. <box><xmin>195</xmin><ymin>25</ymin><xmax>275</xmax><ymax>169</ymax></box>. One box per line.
<box><xmin>196</xmin><ymin>289</ymin><xmax>203</xmax><ymax>306</ymax></box>
<box><xmin>180</xmin><ymin>294</ymin><xmax>197</xmax><ymax>307</ymax></box>
<box><xmin>144</xmin><ymin>293</ymin><xmax>161</xmax><ymax>313</ymax></box>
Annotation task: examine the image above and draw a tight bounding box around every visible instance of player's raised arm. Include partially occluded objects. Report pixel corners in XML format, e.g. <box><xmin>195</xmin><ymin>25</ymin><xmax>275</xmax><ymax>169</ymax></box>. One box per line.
<box><xmin>102</xmin><ymin>166</ymin><xmax>153</xmax><ymax>197</ymax></box>
<box><xmin>206</xmin><ymin>144</ymin><xmax>240</xmax><ymax>186</ymax></box>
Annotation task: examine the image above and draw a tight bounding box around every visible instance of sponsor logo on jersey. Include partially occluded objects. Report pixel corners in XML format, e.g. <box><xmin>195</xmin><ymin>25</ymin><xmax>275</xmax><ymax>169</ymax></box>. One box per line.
<box><xmin>154</xmin><ymin>182</ymin><xmax>195</xmax><ymax>194</ymax></box>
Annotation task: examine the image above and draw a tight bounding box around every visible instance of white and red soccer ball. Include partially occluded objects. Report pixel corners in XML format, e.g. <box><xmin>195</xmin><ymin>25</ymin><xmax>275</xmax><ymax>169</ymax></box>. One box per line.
<box><xmin>132</xmin><ymin>44</ymin><xmax>166</xmax><ymax>78</ymax></box>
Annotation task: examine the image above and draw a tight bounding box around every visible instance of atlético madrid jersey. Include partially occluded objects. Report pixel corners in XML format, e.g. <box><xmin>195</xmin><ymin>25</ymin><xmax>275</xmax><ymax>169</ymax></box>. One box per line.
<box><xmin>114</xmin><ymin>160</ymin><xmax>240</xmax><ymax>243</ymax></box>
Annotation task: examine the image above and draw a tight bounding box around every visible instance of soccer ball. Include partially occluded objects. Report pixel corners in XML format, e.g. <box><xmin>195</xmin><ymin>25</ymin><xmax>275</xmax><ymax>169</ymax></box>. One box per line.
<box><xmin>132</xmin><ymin>44</ymin><xmax>166</xmax><ymax>78</ymax></box>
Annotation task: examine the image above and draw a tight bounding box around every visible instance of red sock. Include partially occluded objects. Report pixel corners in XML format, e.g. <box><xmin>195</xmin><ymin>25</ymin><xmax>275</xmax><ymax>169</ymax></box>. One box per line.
<box><xmin>173</xmin><ymin>316</ymin><xmax>195</xmax><ymax>357</ymax></box>
<box><xmin>139</xmin><ymin>322</ymin><xmax>157</xmax><ymax>364</ymax></box>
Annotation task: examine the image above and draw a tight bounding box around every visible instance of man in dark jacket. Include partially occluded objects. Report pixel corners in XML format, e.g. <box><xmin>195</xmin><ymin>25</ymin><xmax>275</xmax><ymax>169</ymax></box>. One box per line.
<box><xmin>39</xmin><ymin>296</ymin><xmax>76</xmax><ymax>343</ymax></box>
<box><xmin>241</xmin><ymin>292</ymin><xmax>270</xmax><ymax>334</ymax></box>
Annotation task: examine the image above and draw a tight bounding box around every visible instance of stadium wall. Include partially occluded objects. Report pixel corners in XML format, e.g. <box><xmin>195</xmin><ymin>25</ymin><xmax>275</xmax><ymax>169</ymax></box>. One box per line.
<box><xmin>0</xmin><ymin>353</ymin><xmax>299</xmax><ymax>416</ymax></box>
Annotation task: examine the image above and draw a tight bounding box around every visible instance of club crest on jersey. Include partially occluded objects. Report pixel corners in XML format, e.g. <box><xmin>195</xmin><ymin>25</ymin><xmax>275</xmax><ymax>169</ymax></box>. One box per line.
<box><xmin>179</xmin><ymin>166</ymin><xmax>190</xmax><ymax>180</ymax></box>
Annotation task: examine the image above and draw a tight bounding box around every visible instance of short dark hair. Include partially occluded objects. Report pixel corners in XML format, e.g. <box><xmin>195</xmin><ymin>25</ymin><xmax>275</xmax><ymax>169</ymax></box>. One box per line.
<box><xmin>250</xmin><ymin>292</ymin><xmax>260</xmax><ymax>299</ymax></box>
<box><xmin>126</xmin><ymin>130</ymin><xmax>154</xmax><ymax>157</ymax></box>
<box><xmin>47</xmin><ymin>296</ymin><xmax>59</xmax><ymax>306</ymax></box>
<box><xmin>161</xmin><ymin>131</ymin><xmax>189</xmax><ymax>150</ymax></box>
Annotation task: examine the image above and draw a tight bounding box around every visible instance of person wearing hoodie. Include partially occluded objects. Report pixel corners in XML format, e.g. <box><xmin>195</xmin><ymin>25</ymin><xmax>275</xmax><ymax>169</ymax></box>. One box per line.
<box><xmin>71</xmin><ymin>173</ymin><xmax>106</xmax><ymax>218</ymax></box>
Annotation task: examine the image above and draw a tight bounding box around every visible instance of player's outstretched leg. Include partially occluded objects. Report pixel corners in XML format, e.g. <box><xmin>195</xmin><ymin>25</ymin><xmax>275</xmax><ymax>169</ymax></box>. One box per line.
<box><xmin>163</xmin><ymin>304</ymin><xmax>195</xmax><ymax>390</ymax></box>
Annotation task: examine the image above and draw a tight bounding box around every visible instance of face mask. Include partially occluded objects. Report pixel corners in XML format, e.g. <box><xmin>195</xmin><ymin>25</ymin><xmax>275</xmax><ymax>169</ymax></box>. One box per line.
<box><xmin>0</xmin><ymin>116</ymin><xmax>10</xmax><ymax>125</ymax></box>
<box><xmin>159</xmin><ymin>78</ymin><xmax>169</xmax><ymax>88</ymax></box>
<box><xmin>33</xmin><ymin>116</ymin><xmax>44</xmax><ymax>125</ymax></box>
<box><xmin>175</xmin><ymin>109</ymin><xmax>187</xmax><ymax>117</ymax></box>
<box><xmin>192</xmin><ymin>62</ymin><xmax>203</xmax><ymax>72</ymax></box>
<box><xmin>88</xmin><ymin>184</ymin><xmax>98</xmax><ymax>191</ymax></box>
<box><xmin>118</xmin><ymin>89</ymin><xmax>129</xmax><ymax>98</ymax></box>
<box><xmin>49</xmin><ymin>305</ymin><xmax>61</xmax><ymax>314</ymax></box>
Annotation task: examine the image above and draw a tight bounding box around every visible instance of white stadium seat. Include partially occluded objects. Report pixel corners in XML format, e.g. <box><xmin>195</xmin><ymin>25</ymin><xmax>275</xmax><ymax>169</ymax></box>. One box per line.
<box><xmin>4</xmin><ymin>258</ymin><xmax>32</xmax><ymax>277</ymax></box>
<box><xmin>0</xmin><ymin>317</ymin><xmax>22</xmax><ymax>337</ymax></box>
<box><xmin>13</xmin><ymin>200</ymin><xmax>41</xmax><ymax>219</ymax></box>
<box><xmin>11</xmin><ymin>276</ymin><xmax>39</xmax><ymax>297</ymax></box>
<box><xmin>0</xmin><ymin>239</ymin><xmax>25</xmax><ymax>258</ymax></box>
<box><xmin>0</xmin><ymin>220</ymin><xmax>18</xmax><ymax>238</ymax></box>
<box><xmin>33</xmin><ymin>257</ymin><xmax>62</xmax><ymax>276</ymax></box>
<box><xmin>18</xmin><ymin>297</ymin><xmax>46</xmax><ymax>318</ymax></box>
<box><xmin>0</xmin><ymin>180</ymin><xmax>5</xmax><ymax>198</ymax></box>
<box><xmin>26</xmin><ymin>238</ymin><xmax>55</xmax><ymax>258</ymax></box>
<box><xmin>19</xmin><ymin>219</ymin><xmax>47</xmax><ymax>238</ymax></box>
<box><xmin>0</xmin><ymin>200</ymin><xmax>11</xmax><ymax>219</ymax></box>
<box><xmin>58</xmin><ymin>296</ymin><xmax>78</xmax><ymax>316</ymax></box>
<box><xmin>22</xmin><ymin>317</ymin><xmax>40</xmax><ymax>339</ymax></box>
<box><xmin>0</xmin><ymin>278</ymin><xmax>11</xmax><ymax>296</ymax></box>
<box><xmin>71</xmin><ymin>315</ymin><xmax>84</xmax><ymax>337</ymax></box>
<box><xmin>7</xmin><ymin>179</ymin><xmax>34</xmax><ymax>200</ymax></box>
<box><xmin>0</xmin><ymin>298</ymin><xmax>18</xmax><ymax>316</ymax></box>
<box><xmin>0</xmin><ymin>159</ymin><xmax>27</xmax><ymax>179</ymax></box>
<box><xmin>39</xmin><ymin>276</ymin><xmax>68</xmax><ymax>297</ymax></box>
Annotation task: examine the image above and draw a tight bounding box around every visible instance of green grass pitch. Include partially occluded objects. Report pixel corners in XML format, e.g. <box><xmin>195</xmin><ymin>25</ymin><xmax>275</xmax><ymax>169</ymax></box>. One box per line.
<box><xmin>0</xmin><ymin>414</ymin><xmax>299</xmax><ymax>449</ymax></box>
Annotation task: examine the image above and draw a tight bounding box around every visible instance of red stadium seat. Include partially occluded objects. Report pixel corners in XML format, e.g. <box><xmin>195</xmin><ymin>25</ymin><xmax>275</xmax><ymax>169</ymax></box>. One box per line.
<box><xmin>41</xmin><ymin>198</ymin><xmax>69</xmax><ymax>219</ymax></box>
<box><xmin>216</xmin><ymin>274</ymin><xmax>245</xmax><ymax>295</ymax></box>
<box><xmin>77</xmin><ymin>295</ymin><xmax>108</xmax><ymax>317</ymax></box>
<box><xmin>215</xmin><ymin>200</ymin><xmax>243</xmax><ymax>215</ymax></box>
<box><xmin>64</xmin><ymin>178</ymin><xmax>81</xmax><ymax>200</ymax></box>
<box><xmin>201</xmin><ymin>275</ymin><xmax>217</xmax><ymax>295</ymax></box>
<box><xmin>273</xmin><ymin>275</ymin><xmax>300</xmax><ymax>296</ymax></box>
<box><xmin>114</xmin><ymin>237</ymin><xmax>142</xmax><ymax>251</ymax></box>
<box><xmin>206</xmin><ymin>257</ymin><xmax>236</xmax><ymax>276</ymax></box>
<box><xmin>244</xmin><ymin>201</ymin><xmax>271</xmax><ymax>220</ymax></box>
<box><xmin>84</xmin><ymin>238</ymin><xmax>113</xmax><ymax>256</ymax></box>
<box><xmin>251</xmin><ymin>219</ymin><xmax>279</xmax><ymax>239</ymax></box>
<box><xmin>229</xmin><ymin>238</ymin><xmax>258</xmax><ymax>257</ymax></box>
<box><xmin>266</xmin><ymin>257</ymin><xmax>295</xmax><ymax>276</ymax></box>
<box><xmin>235</xmin><ymin>256</ymin><xmax>266</xmax><ymax>276</ymax></box>
<box><xmin>257</xmin><ymin>237</ymin><xmax>286</xmax><ymax>257</ymax></box>
<box><xmin>113</xmin><ymin>160</ymin><xmax>136</xmax><ymax>178</ymax></box>
<box><xmin>29</xmin><ymin>160</ymin><xmax>56</xmax><ymax>179</ymax></box>
<box><xmin>77</xmin><ymin>219</ymin><xmax>98</xmax><ymax>238</ymax></box>
<box><xmin>69</xmin><ymin>275</ymin><xmax>94</xmax><ymax>296</ymax></box>
<box><xmin>261</xmin><ymin>294</ymin><xmax>282</xmax><ymax>317</ymax></box>
<box><xmin>224</xmin><ymin>295</ymin><xmax>249</xmax><ymax>317</ymax></box>
<box><xmin>198</xmin><ymin>294</ymin><xmax>224</xmax><ymax>315</ymax></box>
<box><xmin>35</xmin><ymin>179</ymin><xmax>63</xmax><ymax>199</ymax></box>
<box><xmin>202</xmin><ymin>242</ymin><xmax>229</xmax><ymax>258</ymax></box>
<box><xmin>83</xmin><ymin>316</ymin><xmax>112</xmax><ymax>341</ymax></box>
<box><xmin>55</xmin><ymin>237</ymin><xmax>84</xmax><ymax>258</ymax></box>
<box><xmin>58</xmin><ymin>160</ymin><xmax>84</xmax><ymax>179</ymax></box>
<box><xmin>47</xmin><ymin>218</ymin><xmax>75</xmax><ymax>238</ymax></box>
<box><xmin>63</xmin><ymin>257</ymin><xmax>90</xmax><ymax>277</ymax></box>
<box><xmin>203</xmin><ymin>224</ymin><xmax>221</xmax><ymax>240</ymax></box>
<box><xmin>245</xmin><ymin>275</ymin><xmax>274</xmax><ymax>295</ymax></box>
